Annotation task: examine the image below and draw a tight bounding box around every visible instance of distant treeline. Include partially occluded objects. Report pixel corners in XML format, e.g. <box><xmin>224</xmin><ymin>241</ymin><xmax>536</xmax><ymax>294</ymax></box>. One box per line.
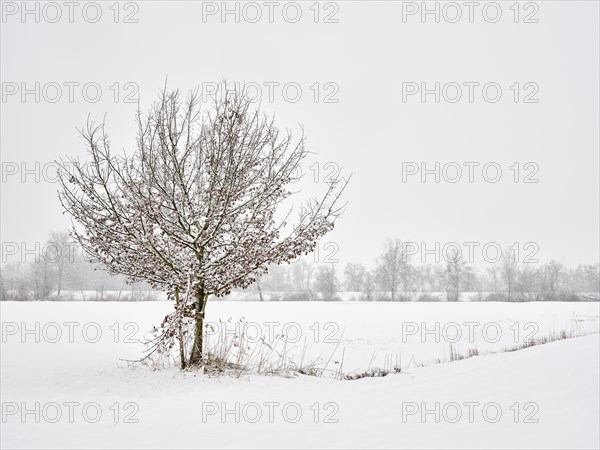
<box><xmin>247</xmin><ymin>239</ymin><xmax>599</xmax><ymax>302</ymax></box>
<box><xmin>1</xmin><ymin>232</ymin><xmax>154</xmax><ymax>301</ymax></box>
<box><xmin>1</xmin><ymin>234</ymin><xmax>599</xmax><ymax>302</ymax></box>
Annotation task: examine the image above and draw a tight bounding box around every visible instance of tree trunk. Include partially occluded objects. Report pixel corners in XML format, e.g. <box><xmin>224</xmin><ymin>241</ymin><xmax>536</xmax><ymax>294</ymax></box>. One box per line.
<box><xmin>174</xmin><ymin>288</ymin><xmax>187</xmax><ymax>370</ymax></box>
<box><xmin>257</xmin><ymin>280</ymin><xmax>264</xmax><ymax>302</ymax></box>
<box><xmin>189</xmin><ymin>290</ymin><xmax>208</xmax><ymax>366</ymax></box>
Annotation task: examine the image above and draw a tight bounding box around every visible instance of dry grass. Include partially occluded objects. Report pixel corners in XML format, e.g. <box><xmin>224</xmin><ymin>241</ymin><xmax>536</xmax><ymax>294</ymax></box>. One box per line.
<box><xmin>138</xmin><ymin>316</ymin><xmax>597</xmax><ymax>380</ymax></box>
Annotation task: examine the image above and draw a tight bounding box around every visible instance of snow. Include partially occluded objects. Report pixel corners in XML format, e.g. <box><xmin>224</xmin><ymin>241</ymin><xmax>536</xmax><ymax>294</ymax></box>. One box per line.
<box><xmin>1</xmin><ymin>301</ymin><xmax>599</xmax><ymax>449</ymax></box>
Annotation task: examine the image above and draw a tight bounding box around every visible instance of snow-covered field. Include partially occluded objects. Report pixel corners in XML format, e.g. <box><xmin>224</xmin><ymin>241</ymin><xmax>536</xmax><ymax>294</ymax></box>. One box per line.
<box><xmin>1</xmin><ymin>301</ymin><xmax>599</xmax><ymax>449</ymax></box>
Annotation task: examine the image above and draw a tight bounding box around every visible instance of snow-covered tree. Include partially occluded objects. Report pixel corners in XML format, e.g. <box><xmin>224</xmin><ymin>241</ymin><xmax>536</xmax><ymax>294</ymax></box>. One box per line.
<box><xmin>57</xmin><ymin>84</ymin><xmax>347</xmax><ymax>368</ymax></box>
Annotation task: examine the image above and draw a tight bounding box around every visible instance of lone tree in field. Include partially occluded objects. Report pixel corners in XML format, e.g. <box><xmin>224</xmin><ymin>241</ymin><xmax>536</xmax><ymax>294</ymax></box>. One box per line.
<box><xmin>57</xmin><ymin>84</ymin><xmax>347</xmax><ymax>368</ymax></box>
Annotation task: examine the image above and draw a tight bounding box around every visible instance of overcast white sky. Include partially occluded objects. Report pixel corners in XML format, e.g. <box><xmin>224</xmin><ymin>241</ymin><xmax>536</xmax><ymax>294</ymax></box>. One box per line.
<box><xmin>1</xmin><ymin>1</ymin><xmax>598</xmax><ymax>269</ymax></box>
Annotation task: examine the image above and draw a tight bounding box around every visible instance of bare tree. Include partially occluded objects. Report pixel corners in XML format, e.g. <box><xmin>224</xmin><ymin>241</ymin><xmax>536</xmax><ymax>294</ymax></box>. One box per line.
<box><xmin>57</xmin><ymin>84</ymin><xmax>347</xmax><ymax>368</ymax></box>
<box><xmin>544</xmin><ymin>260</ymin><xmax>564</xmax><ymax>293</ymax></box>
<box><xmin>1</xmin><ymin>262</ymin><xmax>29</xmax><ymax>300</ymax></box>
<box><xmin>580</xmin><ymin>264</ymin><xmax>600</xmax><ymax>292</ymax></box>
<box><xmin>30</xmin><ymin>258</ymin><xmax>51</xmax><ymax>299</ymax></box>
<box><xmin>45</xmin><ymin>231</ymin><xmax>73</xmax><ymax>296</ymax></box>
<box><xmin>375</xmin><ymin>239</ymin><xmax>409</xmax><ymax>301</ymax></box>
<box><xmin>413</xmin><ymin>264</ymin><xmax>428</xmax><ymax>292</ymax></box>
<box><xmin>486</xmin><ymin>265</ymin><xmax>500</xmax><ymax>293</ymax></box>
<box><xmin>344</xmin><ymin>262</ymin><xmax>366</xmax><ymax>291</ymax></box>
<box><xmin>444</xmin><ymin>248</ymin><xmax>473</xmax><ymax>302</ymax></box>
<box><xmin>515</xmin><ymin>262</ymin><xmax>538</xmax><ymax>300</ymax></box>
<box><xmin>500</xmin><ymin>247</ymin><xmax>519</xmax><ymax>300</ymax></box>
<box><xmin>362</xmin><ymin>270</ymin><xmax>375</xmax><ymax>301</ymax></box>
<box><xmin>0</xmin><ymin>265</ymin><xmax>8</xmax><ymax>301</ymax></box>
<box><xmin>314</xmin><ymin>263</ymin><xmax>339</xmax><ymax>301</ymax></box>
<box><xmin>445</xmin><ymin>249</ymin><xmax>461</xmax><ymax>301</ymax></box>
<box><xmin>291</xmin><ymin>257</ymin><xmax>314</xmax><ymax>294</ymax></box>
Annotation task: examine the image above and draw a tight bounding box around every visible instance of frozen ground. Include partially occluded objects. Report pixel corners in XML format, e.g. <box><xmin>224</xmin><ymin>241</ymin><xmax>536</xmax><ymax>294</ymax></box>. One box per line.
<box><xmin>1</xmin><ymin>301</ymin><xmax>599</xmax><ymax>449</ymax></box>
